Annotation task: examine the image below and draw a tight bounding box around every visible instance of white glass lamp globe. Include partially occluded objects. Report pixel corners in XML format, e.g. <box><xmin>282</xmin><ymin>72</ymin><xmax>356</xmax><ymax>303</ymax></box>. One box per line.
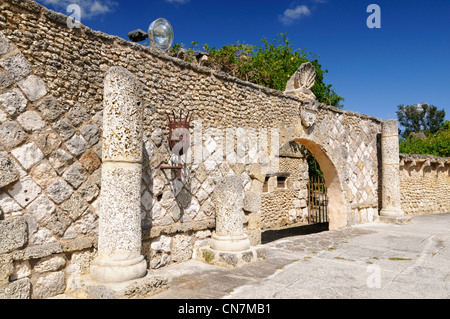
<box><xmin>148</xmin><ymin>18</ymin><xmax>174</xmax><ymax>51</ymax></box>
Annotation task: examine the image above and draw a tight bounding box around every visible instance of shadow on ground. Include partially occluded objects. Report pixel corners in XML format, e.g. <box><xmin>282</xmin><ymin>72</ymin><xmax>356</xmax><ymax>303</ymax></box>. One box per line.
<box><xmin>261</xmin><ymin>223</ymin><xmax>329</xmax><ymax>244</ymax></box>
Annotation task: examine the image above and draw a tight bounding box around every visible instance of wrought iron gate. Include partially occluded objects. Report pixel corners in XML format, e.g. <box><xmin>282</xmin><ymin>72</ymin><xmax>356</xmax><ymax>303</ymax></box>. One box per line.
<box><xmin>308</xmin><ymin>176</ymin><xmax>328</xmax><ymax>224</ymax></box>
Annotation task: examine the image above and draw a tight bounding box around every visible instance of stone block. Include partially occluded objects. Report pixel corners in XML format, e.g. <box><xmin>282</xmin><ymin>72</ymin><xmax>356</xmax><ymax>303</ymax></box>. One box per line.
<box><xmin>34</xmin><ymin>255</ymin><xmax>66</xmax><ymax>273</ymax></box>
<box><xmin>43</xmin><ymin>209</ymin><xmax>72</xmax><ymax>237</ymax></box>
<box><xmin>11</xmin><ymin>142</ymin><xmax>44</xmax><ymax>170</ymax></box>
<box><xmin>17</xmin><ymin>111</ymin><xmax>45</xmax><ymax>133</ymax></box>
<box><xmin>8</xmin><ymin>177</ymin><xmax>41</xmax><ymax>208</ymax></box>
<box><xmin>0</xmin><ymin>278</ymin><xmax>31</xmax><ymax>299</ymax></box>
<box><xmin>0</xmin><ymin>254</ymin><xmax>13</xmax><ymax>285</ymax></box>
<box><xmin>33</xmin><ymin>127</ymin><xmax>62</xmax><ymax>156</ymax></box>
<box><xmin>81</xmin><ymin>123</ymin><xmax>100</xmax><ymax>146</ymax></box>
<box><xmin>171</xmin><ymin>234</ymin><xmax>193</xmax><ymax>263</ymax></box>
<box><xmin>0</xmin><ymin>151</ymin><xmax>19</xmax><ymax>188</ymax></box>
<box><xmin>36</xmin><ymin>96</ymin><xmax>63</xmax><ymax>122</ymax></box>
<box><xmin>0</xmin><ymin>53</ymin><xmax>32</xmax><ymax>81</ymax></box>
<box><xmin>0</xmin><ymin>33</ymin><xmax>14</xmax><ymax>56</ymax></box>
<box><xmin>60</xmin><ymin>192</ymin><xmax>88</xmax><ymax>221</ymax></box>
<box><xmin>0</xmin><ymin>121</ymin><xmax>27</xmax><ymax>149</ymax></box>
<box><xmin>197</xmin><ymin>246</ymin><xmax>266</xmax><ymax>268</ymax></box>
<box><xmin>79</xmin><ymin>150</ymin><xmax>101</xmax><ymax>174</ymax></box>
<box><xmin>243</xmin><ymin>192</ymin><xmax>261</xmax><ymax>213</ymax></box>
<box><xmin>53</xmin><ymin>118</ymin><xmax>75</xmax><ymax>141</ymax></box>
<box><xmin>27</xmin><ymin>195</ymin><xmax>55</xmax><ymax>223</ymax></box>
<box><xmin>68</xmin><ymin>105</ymin><xmax>90</xmax><ymax>127</ymax></box>
<box><xmin>11</xmin><ymin>242</ymin><xmax>63</xmax><ymax>260</ymax></box>
<box><xmin>0</xmin><ymin>193</ymin><xmax>21</xmax><ymax>216</ymax></box>
<box><xmin>77</xmin><ymin>181</ymin><xmax>99</xmax><ymax>203</ymax></box>
<box><xmin>0</xmin><ymin>89</ymin><xmax>27</xmax><ymax>116</ymax></box>
<box><xmin>48</xmin><ymin>149</ymin><xmax>74</xmax><ymax>174</ymax></box>
<box><xmin>18</xmin><ymin>75</ymin><xmax>48</xmax><ymax>102</ymax></box>
<box><xmin>62</xmin><ymin>162</ymin><xmax>87</xmax><ymax>189</ymax></box>
<box><xmin>0</xmin><ymin>70</ymin><xmax>14</xmax><ymax>90</ymax></box>
<box><xmin>32</xmin><ymin>271</ymin><xmax>65</xmax><ymax>299</ymax></box>
<box><xmin>46</xmin><ymin>178</ymin><xmax>73</xmax><ymax>204</ymax></box>
<box><xmin>0</xmin><ymin>216</ymin><xmax>27</xmax><ymax>254</ymax></box>
<box><xmin>248</xmin><ymin>163</ymin><xmax>265</xmax><ymax>183</ymax></box>
<box><xmin>65</xmin><ymin>134</ymin><xmax>88</xmax><ymax>157</ymax></box>
<box><xmin>30</xmin><ymin>160</ymin><xmax>58</xmax><ymax>189</ymax></box>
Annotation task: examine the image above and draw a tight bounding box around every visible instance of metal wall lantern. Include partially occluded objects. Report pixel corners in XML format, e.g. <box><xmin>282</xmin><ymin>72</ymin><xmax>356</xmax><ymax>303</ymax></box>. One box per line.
<box><xmin>128</xmin><ymin>18</ymin><xmax>174</xmax><ymax>51</ymax></box>
<box><xmin>160</xmin><ymin>110</ymin><xmax>193</xmax><ymax>180</ymax></box>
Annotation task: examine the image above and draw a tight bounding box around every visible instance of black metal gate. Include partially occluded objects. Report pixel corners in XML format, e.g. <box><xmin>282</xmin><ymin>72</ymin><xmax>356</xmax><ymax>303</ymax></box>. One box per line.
<box><xmin>308</xmin><ymin>176</ymin><xmax>328</xmax><ymax>224</ymax></box>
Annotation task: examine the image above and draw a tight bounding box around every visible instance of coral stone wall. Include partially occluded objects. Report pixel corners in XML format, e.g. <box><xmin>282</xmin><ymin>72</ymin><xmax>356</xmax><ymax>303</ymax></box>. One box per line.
<box><xmin>400</xmin><ymin>154</ymin><xmax>450</xmax><ymax>215</ymax></box>
<box><xmin>0</xmin><ymin>0</ymin><xmax>388</xmax><ymax>299</ymax></box>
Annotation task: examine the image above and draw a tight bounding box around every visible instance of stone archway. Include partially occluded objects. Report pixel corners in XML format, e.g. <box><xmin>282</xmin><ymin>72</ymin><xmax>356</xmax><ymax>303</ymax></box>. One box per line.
<box><xmin>292</xmin><ymin>138</ymin><xmax>346</xmax><ymax>231</ymax></box>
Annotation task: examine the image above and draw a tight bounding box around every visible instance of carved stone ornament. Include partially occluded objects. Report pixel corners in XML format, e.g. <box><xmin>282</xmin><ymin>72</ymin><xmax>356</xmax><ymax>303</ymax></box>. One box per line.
<box><xmin>300</xmin><ymin>99</ymin><xmax>319</xmax><ymax>129</ymax></box>
<box><xmin>285</xmin><ymin>62</ymin><xmax>317</xmax><ymax>100</ymax></box>
<box><xmin>294</xmin><ymin>62</ymin><xmax>316</xmax><ymax>90</ymax></box>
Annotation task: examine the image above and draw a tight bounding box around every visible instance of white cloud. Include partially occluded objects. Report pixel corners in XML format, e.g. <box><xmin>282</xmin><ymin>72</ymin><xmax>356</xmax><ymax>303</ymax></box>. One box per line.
<box><xmin>165</xmin><ymin>0</ymin><xmax>190</xmax><ymax>4</ymax></box>
<box><xmin>40</xmin><ymin>0</ymin><xmax>118</xmax><ymax>19</ymax></box>
<box><xmin>279</xmin><ymin>5</ymin><xmax>311</xmax><ymax>25</ymax></box>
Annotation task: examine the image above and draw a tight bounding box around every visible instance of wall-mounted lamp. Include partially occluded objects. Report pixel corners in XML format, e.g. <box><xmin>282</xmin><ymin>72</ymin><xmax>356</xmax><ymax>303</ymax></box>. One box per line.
<box><xmin>128</xmin><ymin>18</ymin><xmax>174</xmax><ymax>51</ymax></box>
<box><xmin>160</xmin><ymin>110</ymin><xmax>193</xmax><ymax>180</ymax></box>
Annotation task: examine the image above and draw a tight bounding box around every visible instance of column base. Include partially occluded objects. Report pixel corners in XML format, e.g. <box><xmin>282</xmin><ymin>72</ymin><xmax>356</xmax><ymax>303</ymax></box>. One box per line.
<box><xmin>65</xmin><ymin>272</ymin><xmax>168</xmax><ymax>299</ymax></box>
<box><xmin>376</xmin><ymin>215</ymin><xmax>414</xmax><ymax>225</ymax></box>
<box><xmin>380</xmin><ymin>208</ymin><xmax>405</xmax><ymax>217</ymax></box>
<box><xmin>210</xmin><ymin>233</ymin><xmax>251</xmax><ymax>252</ymax></box>
<box><xmin>197</xmin><ymin>245</ymin><xmax>266</xmax><ymax>268</ymax></box>
<box><xmin>90</xmin><ymin>254</ymin><xmax>147</xmax><ymax>283</ymax></box>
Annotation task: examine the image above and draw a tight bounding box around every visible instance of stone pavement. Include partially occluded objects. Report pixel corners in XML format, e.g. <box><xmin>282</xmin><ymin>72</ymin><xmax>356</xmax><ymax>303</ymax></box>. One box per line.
<box><xmin>149</xmin><ymin>213</ymin><xmax>450</xmax><ymax>299</ymax></box>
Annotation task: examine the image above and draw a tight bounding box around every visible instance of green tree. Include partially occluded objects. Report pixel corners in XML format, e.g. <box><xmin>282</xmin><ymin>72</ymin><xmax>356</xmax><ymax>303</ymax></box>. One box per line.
<box><xmin>399</xmin><ymin>121</ymin><xmax>450</xmax><ymax>157</ymax></box>
<box><xmin>172</xmin><ymin>33</ymin><xmax>344</xmax><ymax>108</ymax></box>
<box><xmin>396</xmin><ymin>103</ymin><xmax>446</xmax><ymax>139</ymax></box>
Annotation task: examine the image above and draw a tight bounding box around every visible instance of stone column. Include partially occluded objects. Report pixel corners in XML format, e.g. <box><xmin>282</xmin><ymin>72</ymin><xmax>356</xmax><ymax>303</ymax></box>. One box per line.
<box><xmin>379</xmin><ymin>119</ymin><xmax>412</xmax><ymax>224</ymax></box>
<box><xmin>90</xmin><ymin>67</ymin><xmax>147</xmax><ymax>283</ymax></box>
<box><xmin>210</xmin><ymin>175</ymin><xmax>251</xmax><ymax>252</ymax></box>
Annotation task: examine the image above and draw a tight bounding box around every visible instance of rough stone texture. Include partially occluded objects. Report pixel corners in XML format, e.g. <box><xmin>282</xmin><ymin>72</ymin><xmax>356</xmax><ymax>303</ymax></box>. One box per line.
<box><xmin>400</xmin><ymin>154</ymin><xmax>450</xmax><ymax>215</ymax></box>
<box><xmin>11</xmin><ymin>142</ymin><xmax>44</xmax><ymax>170</ymax></box>
<box><xmin>102</xmin><ymin>66</ymin><xmax>143</xmax><ymax>163</ymax></box>
<box><xmin>0</xmin><ymin>88</ymin><xmax>27</xmax><ymax>115</ymax></box>
<box><xmin>46</xmin><ymin>178</ymin><xmax>73</xmax><ymax>204</ymax></box>
<box><xmin>8</xmin><ymin>176</ymin><xmax>41</xmax><ymax>208</ymax></box>
<box><xmin>0</xmin><ymin>278</ymin><xmax>31</xmax><ymax>299</ymax></box>
<box><xmin>0</xmin><ymin>217</ymin><xmax>27</xmax><ymax>254</ymax></box>
<box><xmin>32</xmin><ymin>271</ymin><xmax>65</xmax><ymax>299</ymax></box>
<box><xmin>380</xmin><ymin>120</ymin><xmax>404</xmax><ymax>218</ymax></box>
<box><xmin>18</xmin><ymin>75</ymin><xmax>48</xmax><ymax>102</ymax></box>
<box><xmin>17</xmin><ymin>111</ymin><xmax>45</xmax><ymax>133</ymax></box>
<box><xmin>0</xmin><ymin>120</ymin><xmax>27</xmax><ymax>149</ymax></box>
<box><xmin>0</xmin><ymin>151</ymin><xmax>19</xmax><ymax>188</ymax></box>
<box><xmin>91</xmin><ymin>66</ymin><xmax>146</xmax><ymax>283</ymax></box>
<box><xmin>0</xmin><ymin>53</ymin><xmax>32</xmax><ymax>81</ymax></box>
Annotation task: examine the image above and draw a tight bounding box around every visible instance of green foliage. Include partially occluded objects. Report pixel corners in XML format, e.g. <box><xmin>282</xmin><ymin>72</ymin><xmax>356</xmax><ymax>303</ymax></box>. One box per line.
<box><xmin>396</xmin><ymin>103</ymin><xmax>446</xmax><ymax>139</ymax></box>
<box><xmin>399</xmin><ymin>120</ymin><xmax>450</xmax><ymax>157</ymax></box>
<box><xmin>172</xmin><ymin>33</ymin><xmax>344</xmax><ymax>108</ymax></box>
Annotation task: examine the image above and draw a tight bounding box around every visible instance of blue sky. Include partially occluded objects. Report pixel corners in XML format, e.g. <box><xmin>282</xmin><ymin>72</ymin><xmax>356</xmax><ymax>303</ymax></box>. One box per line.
<box><xmin>35</xmin><ymin>0</ymin><xmax>449</xmax><ymax>122</ymax></box>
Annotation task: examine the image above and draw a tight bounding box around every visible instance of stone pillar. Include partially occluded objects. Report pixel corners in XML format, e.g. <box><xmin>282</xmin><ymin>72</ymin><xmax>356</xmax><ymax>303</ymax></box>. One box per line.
<box><xmin>378</xmin><ymin>119</ymin><xmax>412</xmax><ymax>224</ymax></box>
<box><xmin>90</xmin><ymin>67</ymin><xmax>147</xmax><ymax>283</ymax></box>
<box><xmin>210</xmin><ymin>175</ymin><xmax>251</xmax><ymax>252</ymax></box>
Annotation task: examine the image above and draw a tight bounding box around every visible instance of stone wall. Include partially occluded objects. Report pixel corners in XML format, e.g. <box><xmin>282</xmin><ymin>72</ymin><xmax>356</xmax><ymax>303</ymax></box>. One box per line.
<box><xmin>400</xmin><ymin>154</ymin><xmax>450</xmax><ymax>215</ymax></box>
<box><xmin>0</xmin><ymin>0</ymin><xmax>387</xmax><ymax>298</ymax></box>
<box><xmin>261</xmin><ymin>142</ymin><xmax>309</xmax><ymax>230</ymax></box>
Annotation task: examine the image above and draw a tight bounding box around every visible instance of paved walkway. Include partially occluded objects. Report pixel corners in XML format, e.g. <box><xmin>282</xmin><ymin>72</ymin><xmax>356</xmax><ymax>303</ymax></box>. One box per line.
<box><xmin>149</xmin><ymin>213</ymin><xmax>450</xmax><ymax>299</ymax></box>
